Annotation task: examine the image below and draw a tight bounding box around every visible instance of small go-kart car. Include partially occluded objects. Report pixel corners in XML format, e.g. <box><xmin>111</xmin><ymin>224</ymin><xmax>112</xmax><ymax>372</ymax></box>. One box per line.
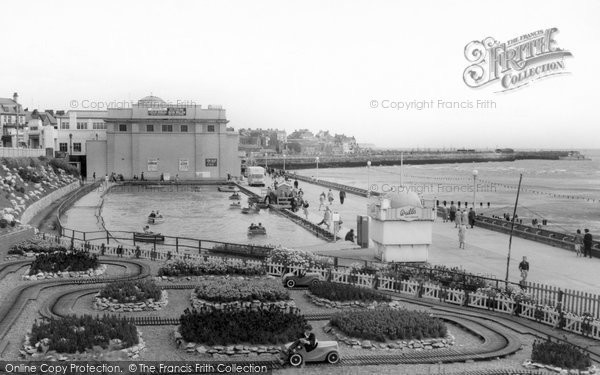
<box><xmin>282</xmin><ymin>270</ymin><xmax>323</xmax><ymax>288</ymax></box>
<box><xmin>281</xmin><ymin>340</ymin><xmax>340</xmax><ymax>366</ymax></box>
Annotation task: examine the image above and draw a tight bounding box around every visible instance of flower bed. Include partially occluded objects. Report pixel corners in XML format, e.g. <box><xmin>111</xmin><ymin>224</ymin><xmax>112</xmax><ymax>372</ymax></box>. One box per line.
<box><xmin>324</xmin><ymin>322</ymin><xmax>454</xmax><ymax>350</ymax></box>
<box><xmin>179</xmin><ymin>307</ymin><xmax>308</xmax><ymax>345</ymax></box>
<box><xmin>308</xmin><ymin>281</ymin><xmax>391</xmax><ymax>303</ymax></box>
<box><xmin>193</xmin><ymin>278</ymin><xmax>289</xmax><ymax>303</ymax></box>
<box><xmin>95</xmin><ymin>279</ymin><xmax>167</xmax><ymax>311</ymax></box>
<box><xmin>330</xmin><ymin>308</ymin><xmax>447</xmax><ymax>342</ymax></box>
<box><xmin>28</xmin><ymin>315</ymin><xmax>139</xmax><ymax>355</ymax></box>
<box><xmin>158</xmin><ymin>259</ymin><xmax>266</xmax><ymax>277</ymax></box>
<box><xmin>306</xmin><ymin>293</ymin><xmax>397</xmax><ymax>309</ymax></box>
<box><xmin>266</xmin><ymin>246</ymin><xmax>332</xmax><ymax>269</ymax></box>
<box><xmin>9</xmin><ymin>238</ymin><xmax>68</xmax><ymax>256</ymax></box>
<box><xmin>23</xmin><ymin>264</ymin><xmax>107</xmax><ymax>281</ymax></box>
<box><xmin>28</xmin><ymin>251</ymin><xmax>99</xmax><ymax>275</ymax></box>
<box><xmin>527</xmin><ymin>338</ymin><xmax>592</xmax><ymax>371</ymax></box>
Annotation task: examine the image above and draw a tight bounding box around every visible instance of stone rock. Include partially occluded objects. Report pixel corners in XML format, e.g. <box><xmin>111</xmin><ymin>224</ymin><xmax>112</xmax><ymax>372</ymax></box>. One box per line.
<box><xmin>195</xmin><ymin>346</ymin><xmax>207</xmax><ymax>354</ymax></box>
<box><xmin>361</xmin><ymin>340</ymin><xmax>372</xmax><ymax>349</ymax></box>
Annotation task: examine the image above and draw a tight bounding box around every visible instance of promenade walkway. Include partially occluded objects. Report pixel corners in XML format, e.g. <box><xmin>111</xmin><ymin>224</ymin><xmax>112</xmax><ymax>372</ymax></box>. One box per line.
<box><xmin>248</xmin><ymin>175</ymin><xmax>600</xmax><ymax>294</ymax></box>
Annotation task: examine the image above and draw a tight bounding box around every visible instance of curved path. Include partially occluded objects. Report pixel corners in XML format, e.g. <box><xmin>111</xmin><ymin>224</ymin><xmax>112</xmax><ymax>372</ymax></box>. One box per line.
<box><xmin>0</xmin><ymin>258</ymin><xmax>151</xmax><ymax>356</ymax></box>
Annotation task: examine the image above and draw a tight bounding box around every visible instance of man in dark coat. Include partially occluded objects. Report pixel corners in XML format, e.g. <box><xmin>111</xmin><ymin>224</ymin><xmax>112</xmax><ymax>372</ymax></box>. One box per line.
<box><xmin>583</xmin><ymin>229</ymin><xmax>593</xmax><ymax>258</ymax></box>
<box><xmin>339</xmin><ymin>190</ymin><xmax>346</xmax><ymax>204</ymax></box>
<box><xmin>345</xmin><ymin>229</ymin><xmax>355</xmax><ymax>242</ymax></box>
<box><xmin>518</xmin><ymin>256</ymin><xmax>529</xmax><ymax>281</ymax></box>
<box><xmin>468</xmin><ymin>208</ymin><xmax>476</xmax><ymax>228</ymax></box>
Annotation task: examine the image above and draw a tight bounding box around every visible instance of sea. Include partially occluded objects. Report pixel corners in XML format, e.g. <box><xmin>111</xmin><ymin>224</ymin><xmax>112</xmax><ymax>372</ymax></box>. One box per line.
<box><xmin>299</xmin><ymin>149</ymin><xmax>600</xmax><ymax>235</ymax></box>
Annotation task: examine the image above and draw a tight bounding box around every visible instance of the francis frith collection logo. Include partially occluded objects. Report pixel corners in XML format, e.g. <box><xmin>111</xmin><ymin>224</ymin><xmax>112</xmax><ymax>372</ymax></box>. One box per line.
<box><xmin>463</xmin><ymin>28</ymin><xmax>573</xmax><ymax>92</ymax></box>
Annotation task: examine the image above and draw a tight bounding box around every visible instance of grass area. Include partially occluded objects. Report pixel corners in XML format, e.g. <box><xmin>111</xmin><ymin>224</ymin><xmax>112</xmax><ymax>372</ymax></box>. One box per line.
<box><xmin>330</xmin><ymin>308</ymin><xmax>447</xmax><ymax>342</ymax></box>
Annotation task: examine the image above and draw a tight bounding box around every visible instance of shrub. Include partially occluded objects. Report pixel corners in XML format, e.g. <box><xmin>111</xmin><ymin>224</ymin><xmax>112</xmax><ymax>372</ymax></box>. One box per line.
<box><xmin>531</xmin><ymin>338</ymin><xmax>591</xmax><ymax>370</ymax></box>
<box><xmin>18</xmin><ymin>168</ymin><xmax>43</xmax><ymax>183</ymax></box>
<box><xmin>29</xmin><ymin>251</ymin><xmax>99</xmax><ymax>275</ymax></box>
<box><xmin>158</xmin><ymin>259</ymin><xmax>266</xmax><ymax>277</ymax></box>
<box><xmin>179</xmin><ymin>307</ymin><xmax>308</xmax><ymax>345</ymax></box>
<box><xmin>0</xmin><ymin>219</ymin><xmax>6</xmax><ymax>229</ymax></box>
<box><xmin>382</xmin><ymin>263</ymin><xmax>489</xmax><ymax>292</ymax></box>
<box><xmin>194</xmin><ymin>278</ymin><xmax>289</xmax><ymax>303</ymax></box>
<box><xmin>9</xmin><ymin>238</ymin><xmax>68</xmax><ymax>255</ymax></box>
<box><xmin>0</xmin><ymin>157</ymin><xmax>33</xmax><ymax>170</ymax></box>
<box><xmin>309</xmin><ymin>281</ymin><xmax>391</xmax><ymax>302</ymax></box>
<box><xmin>99</xmin><ymin>279</ymin><xmax>162</xmax><ymax>303</ymax></box>
<box><xmin>49</xmin><ymin>158</ymin><xmax>79</xmax><ymax>177</ymax></box>
<box><xmin>266</xmin><ymin>246</ymin><xmax>332</xmax><ymax>269</ymax></box>
<box><xmin>30</xmin><ymin>314</ymin><xmax>138</xmax><ymax>354</ymax></box>
<box><xmin>330</xmin><ymin>308</ymin><xmax>447</xmax><ymax>342</ymax></box>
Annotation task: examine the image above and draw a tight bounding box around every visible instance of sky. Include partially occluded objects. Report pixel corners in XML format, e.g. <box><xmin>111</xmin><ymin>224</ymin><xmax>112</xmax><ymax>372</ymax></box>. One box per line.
<box><xmin>1</xmin><ymin>0</ymin><xmax>599</xmax><ymax>149</ymax></box>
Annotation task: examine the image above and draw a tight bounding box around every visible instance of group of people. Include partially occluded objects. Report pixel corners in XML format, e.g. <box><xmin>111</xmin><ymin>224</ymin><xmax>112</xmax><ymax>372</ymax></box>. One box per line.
<box><xmin>574</xmin><ymin>229</ymin><xmax>594</xmax><ymax>258</ymax></box>
<box><xmin>318</xmin><ymin>189</ymin><xmax>346</xmax><ymax>210</ymax></box>
<box><xmin>148</xmin><ymin>210</ymin><xmax>163</xmax><ymax>218</ymax></box>
<box><xmin>249</xmin><ymin>223</ymin><xmax>264</xmax><ymax>230</ymax></box>
<box><xmin>438</xmin><ymin>202</ymin><xmax>477</xmax><ymax>249</ymax></box>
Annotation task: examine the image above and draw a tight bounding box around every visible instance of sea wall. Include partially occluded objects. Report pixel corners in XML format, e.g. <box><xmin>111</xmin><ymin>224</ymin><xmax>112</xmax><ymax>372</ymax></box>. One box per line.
<box><xmin>20</xmin><ymin>182</ymin><xmax>80</xmax><ymax>225</ymax></box>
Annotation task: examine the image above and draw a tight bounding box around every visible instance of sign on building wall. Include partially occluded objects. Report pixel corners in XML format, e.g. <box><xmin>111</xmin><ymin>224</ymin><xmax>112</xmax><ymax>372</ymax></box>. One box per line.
<box><xmin>179</xmin><ymin>159</ymin><xmax>189</xmax><ymax>171</ymax></box>
<box><xmin>147</xmin><ymin>159</ymin><xmax>159</xmax><ymax>171</ymax></box>
<box><xmin>147</xmin><ymin>107</ymin><xmax>186</xmax><ymax>116</ymax></box>
<box><xmin>205</xmin><ymin>158</ymin><xmax>218</xmax><ymax>167</ymax></box>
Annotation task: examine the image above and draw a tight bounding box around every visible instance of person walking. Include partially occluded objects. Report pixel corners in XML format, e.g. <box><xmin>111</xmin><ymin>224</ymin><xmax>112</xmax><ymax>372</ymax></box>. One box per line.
<box><xmin>327</xmin><ymin>189</ymin><xmax>334</xmax><ymax>205</ymax></box>
<box><xmin>302</xmin><ymin>200</ymin><xmax>309</xmax><ymax>220</ymax></box>
<box><xmin>458</xmin><ymin>225</ymin><xmax>466</xmax><ymax>249</ymax></box>
<box><xmin>441</xmin><ymin>205</ymin><xmax>448</xmax><ymax>223</ymax></box>
<box><xmin>92</xmin><ymin>172</ymin><xmax>96</xmax><ymax>181</ymax></box>
<box><xmin>317</xmin><ymin>206</ymin><xmax>331</xmax><ymax>230</ymax></box>
<box><xmin>583</xmin><ymin>229</ymin><xmax>593</xmax><ymax>258</ymax></box>
<box><xmin>574</xmin><ymin>229</ymin><xmax>583</xmax><ymax>257</ymax></box>
<box><xmin>468</xmin><ymin>208</ymin><xmax>476</xmax><ymax>229</ymax></box>
<box><xmin>294</xmin><ymin>179</ymin><xmax>299</xmax><ymax>189</ymax></box>
<box><xmin>319</xmin><ymin>192</ymin><xmax>326</xmax><ymax>211</ymax></box>
<box><xmin>518</xmin><ymin>256</ymin><xmax>530</xmax><ymax>281</ymax></box>
<box><xmin>339</xmin><ymin>190</ymin><xmax>346</xmax><ymax>205</ymax></box>
<box><xmin>449</xmin><ymin>202</ymin><xmax>457</xmax><ymax>225</ymax></box>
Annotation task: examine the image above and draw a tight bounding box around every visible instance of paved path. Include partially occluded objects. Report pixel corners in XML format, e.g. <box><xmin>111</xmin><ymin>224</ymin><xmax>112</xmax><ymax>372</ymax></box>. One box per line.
<box><xmin>247</xmin><ymin>176</ymin><xmax>600</xmax><ymax>294</ymax></box>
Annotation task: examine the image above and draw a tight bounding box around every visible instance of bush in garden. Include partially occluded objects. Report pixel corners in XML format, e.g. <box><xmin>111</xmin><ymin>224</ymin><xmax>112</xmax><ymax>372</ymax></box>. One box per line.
<box><xmin>49</xmin><ymin>157</ymin><xmax>79</xmax><ymax>177</ymax></box>
<box><xmin>18</xmin><ymin>168</ymin><xmax>43</xmax><ymax>183</ymax></box>
<box><xmin>30</xmin><ymin>314</ymin><xmax>138</xmax><ymax>354</ymax></box>
<box><xmin>266</xmin><ymin>245</ymin><xmax>332</xmax><ymax>269</ymax></box>
<box><xmin>331</xmin><ymin>308</ymin><xmax>447</xmax><ymax>342</ymax></box>
<box><xmin>99</xmin><ymin>279</ymin><xmax>162</xmax><ymax>303</ymax></box>
<box><xmin>29</xmin><ymin>251</ymin><xmax>99</xmax><ymax>275</ymax></box>
<box><xmin>382</xmin><ymin>263</ymin><xmax>489</xmax><ymax>292</ymax></box>
<box><xmin>158</xmin><ymin>259</ymin><xmax>266</xmax><ymax>277</ymax></box>
<box><xmin>531</xmin><ymin>338</ymin><xmax>591</xmax><ymax>370</ymax></box>
<box><xmin>194</xmin><ymin>278</ymin><xmax>289</xmax><ymax>303</ymax></box>
<box><xmin>309</xmin><ymin>281</ymin><xmax>391</xmax><ymax>303</ymax></box>
<box><xmin>179</xmin><ymin>307</ymin><xmax>308</xmax><ymax>345</ymax></box>
<box><xmin>9</xmin><ymin>238</ymin><xmax>68</xmax><ymax>255</ymax></box>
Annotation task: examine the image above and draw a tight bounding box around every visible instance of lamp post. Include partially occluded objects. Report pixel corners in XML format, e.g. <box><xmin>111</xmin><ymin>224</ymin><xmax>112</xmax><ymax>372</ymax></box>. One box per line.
<box><xmin>69</xmin><ymin>133</ymin><xmax>73</xmax><ymax>156</ymax></box>
<box><xmin>472</xmin><ymin>169</ymin><xmax>478</xmax><ymax>208</ymax></box>
<box><xmin>13</xmin><ymin>93</ymin><xmax>19</xmax><ymax>148</ymax></box>
<box><xmin>315</xmin><ymin>156</ymin><xmax>319</xmax><ymax>180</ymax></box>
<box><xmin>283</xmin><ymin>153</ymin><xmax>286</xmax><ymax>172</ymax></box>
<box><xmin>366</xmin><ymin>160</ymin><xmax>371</xmax><ymax>197</ymax></box>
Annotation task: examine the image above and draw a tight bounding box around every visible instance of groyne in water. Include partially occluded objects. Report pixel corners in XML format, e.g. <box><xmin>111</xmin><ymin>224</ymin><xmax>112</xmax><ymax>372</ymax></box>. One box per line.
<box><xmin>257</xmin><ymin>151</ymin><xmax>571</xmax><ymax>170</ymax></box>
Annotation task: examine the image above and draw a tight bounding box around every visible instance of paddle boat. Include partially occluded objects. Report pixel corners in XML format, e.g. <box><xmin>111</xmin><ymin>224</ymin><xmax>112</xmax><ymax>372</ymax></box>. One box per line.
<box><xmin>147</xmin><ymin>215</ymin><xmax>165</xmax><ymax>224</ymax></box>
<box><xmin>230</xmin><ymin>201</ymin><xmax>242</xmax><ymax>208</ymax></box>
<box><xmin>134</xmin><ymin>232</ymin><xmax>165</xmax><ymax>243</ymax></box>
<box><xmin>247</xmin><ymin>225</ymin><xmax>266</xmax><ymax>236</ymax></box>
<box><xmin>218</xmin><ymin>185</ymin><xmax>239</xmax><ymax>193</ymax></box>
<box><xmin>229</xmin><ymin>192</ymin><xmax>241</xmax><ymax>200</ymax></box>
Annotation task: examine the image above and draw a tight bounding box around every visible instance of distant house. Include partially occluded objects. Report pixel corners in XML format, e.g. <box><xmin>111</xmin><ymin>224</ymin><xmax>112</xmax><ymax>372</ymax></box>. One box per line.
<box><xmin>0</xmin><ymin>93</ymin><xmax>27</xmax><ymax>147</ymax></box>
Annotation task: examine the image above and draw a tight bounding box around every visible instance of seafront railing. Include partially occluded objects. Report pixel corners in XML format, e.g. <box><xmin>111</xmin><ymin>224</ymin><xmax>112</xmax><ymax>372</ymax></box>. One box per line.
<box><xmin>32</xmin><ymin>231</ymin><xmax>600</xmax><ymax>341</ymax></box>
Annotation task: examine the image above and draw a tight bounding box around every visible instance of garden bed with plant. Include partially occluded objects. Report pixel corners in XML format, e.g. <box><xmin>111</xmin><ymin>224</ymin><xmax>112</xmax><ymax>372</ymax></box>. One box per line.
<box><xmin>330</xmin><ymin>307</ymin><xmax>447</xmax><ymax>343</ymax></box>
<box><xmin>158</xmin><ymin>259</ymin><xmax>266</xmax><ymax>277</ymax></box>
<box><xmin>95</xmin><ymin>279</ymin><xmax>167</xmax><ymax>312</ymax></box>
<box><xmin>191</xmin><ymin>277</ymin><xmax>294</xmax><ymax>311</ymax></box>
<box><xmin>266</xmin><ymin>246</ymin><xmax>333</xmax><ymax>269</ymax></box>
<box><xmin>9</xmin><ymin>238</ymin><xmax>68</xmax><ymax>256</ymax></box>
<box><xmin>522</xmin><ymin>338</ymin><xmax>594</xmax><ymax>372</ymax></box>
<box><xmin>23</xmin><ymin>314</ymin><xmax>143</xmax><ymax>359</ymax></box>
<box><xmin>23</xmin><ymin>251</ymin><xmax>106</xmax><ymax>280</ymax></box>
<box><xmin>308</xmin><ymin>281</ymin><xmax>391</xmax><ymax>303</ymax></box>
<box><xmin>178</xmin><ymin>307</ymin><xmax>308</xmax><ymax>346</ymax></box>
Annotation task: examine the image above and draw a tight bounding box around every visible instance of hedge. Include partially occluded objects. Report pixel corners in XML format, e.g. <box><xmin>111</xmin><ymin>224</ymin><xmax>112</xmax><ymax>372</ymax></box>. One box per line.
<box><xmin>9</xmin><ymin>238</ymin><xmax>68</xmax><ymax>255</ymax></box>
<box><xmin>331</xmin><ymin>308</ymin><xmax>447</xmax><ymax>342</ymax></box>
<box><xmin>179</xmin><ymin>307</ymin><xmax>308</xmax><ymax>345</ymax></box>
<box><xmin>158</xmin><ymin>259</ymin><xmax>266</xmax><ymax>277</ymax></box>
<box><xmin>30</xmin><ymin>314</ymin><xmax>138</xmax><ymax>354</ymax></box>
<box><xmin>531</xmin><ymin>338</ymin><xmax>591</xmax><ymax>370</ymax></box>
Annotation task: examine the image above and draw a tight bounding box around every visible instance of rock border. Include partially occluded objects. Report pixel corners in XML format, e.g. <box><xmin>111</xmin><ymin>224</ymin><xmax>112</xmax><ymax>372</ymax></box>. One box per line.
<box><xmin>306</xmin><ymin>292</ymin><xmax>399</xmax><ymax>310</ymax></box>
<box><xmin>522</xmin><ymin>360</ymin><xmax>598</xmax><ymax>374</ymax></box>
<box><xmin>323</xmin><ymin>323</ymin><xmax>454</xmax><ymax>351</ymax></box>
<box><xmin>21</xmin><ymin>328</ymin><xmax>146</xmax><ymax>360</ymax></box>
<box><xmin>22</xmin><ymin>264</ymin><xmax>107</xmax><ymax>281</ymax></box>
<box><xmin>173</xmin><ymin>327</ymin><xmax>282</xmax><ymax>359</ymax></box>
<box><xmin>94</xmin><ymin>290</ymin><xmax>168</xmax><ymax>312</ymax></box>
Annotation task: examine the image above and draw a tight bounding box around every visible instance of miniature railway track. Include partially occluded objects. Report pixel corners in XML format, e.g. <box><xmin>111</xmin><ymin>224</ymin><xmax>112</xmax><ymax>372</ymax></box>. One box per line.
<box><xmin>0</xmin><ymin>258</ymin><xmax>150</xmax><ymax>356</ymax></box>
